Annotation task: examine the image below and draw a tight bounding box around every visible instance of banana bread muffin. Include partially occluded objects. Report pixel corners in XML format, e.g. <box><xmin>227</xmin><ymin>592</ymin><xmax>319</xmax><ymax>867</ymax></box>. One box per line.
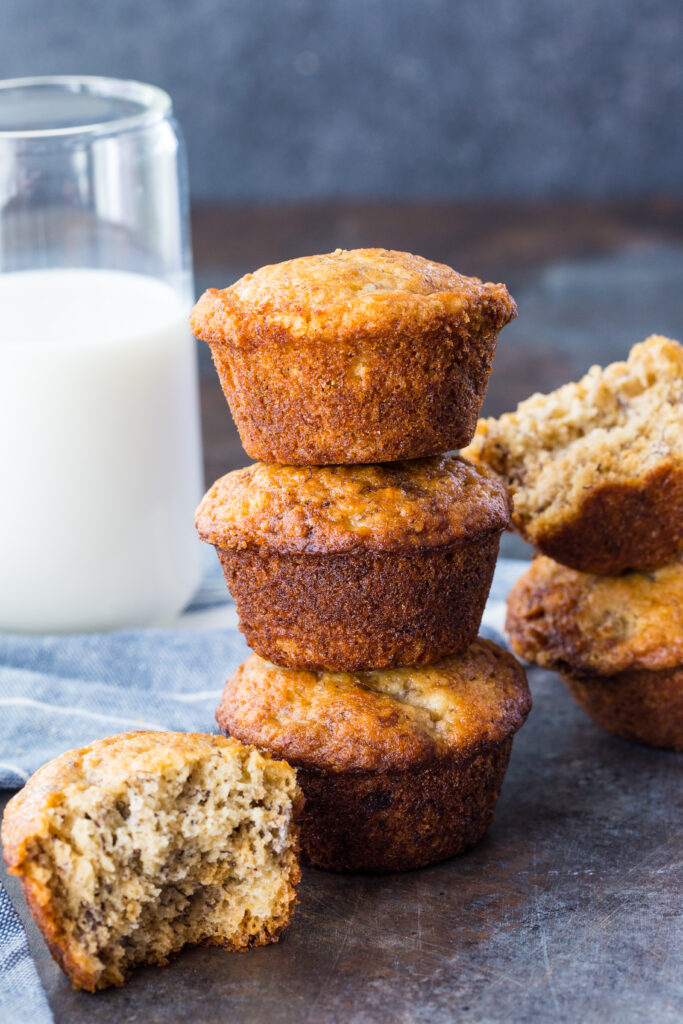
<box><xmin>196</xmin><ymin>455</ymin><xmax>510</xmax><ymax>671</ymax></box>
<box><xmin>216</xmin><ymin>642</ymin><xmax>531</xmax><ymax>872</ymax></box>
<box><xmin>463</xmin><ymin>336</ymin><xmax>683</xmax><ymax>574</ymax></box>
<box><xmin>506</xmin><ymin>555</ymin><xmax>683</xmax><ymax>750</ymax></box>
<box><xmin>191</xmin><ymin>248</ymin><xmax>516</xmax><ymax>465</ymax></box>
<box><xmin>2</xmin><ymin>732</ymin><xmax>302</xmax><ymax>991</ymax></box>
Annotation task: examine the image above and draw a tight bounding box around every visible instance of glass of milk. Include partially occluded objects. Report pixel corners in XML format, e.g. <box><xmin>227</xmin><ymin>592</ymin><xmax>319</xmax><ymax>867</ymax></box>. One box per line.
<box><xmin>0</xmin><ymin>77</ymin><xmax>203</xmax><ymax>632</ymax></box>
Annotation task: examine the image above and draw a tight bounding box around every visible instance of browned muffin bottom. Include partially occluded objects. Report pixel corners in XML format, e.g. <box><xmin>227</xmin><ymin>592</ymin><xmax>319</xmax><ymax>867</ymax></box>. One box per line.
<box><xmin>463</xmin><ymin>336</ymin><xmax>683</xmax><ymax>574</ymax></box>
<box><xmin>562</xmin><ymin>668</ymin><xmax>683</xmax><ymax>751</ymax></box>
<box><xmin>506</xmin><ymin>555</ymin><xmax>683</xmax><ymax>750</ymax></box>
<box><xmin>216</xmin><ymin>642</ymin><xmax>531</xmax><ymax>872</ymax></box>
<box><xmin>197</xmin><ymin>456</ymin><xmax>510</xmax><ymax>670</ymax></box>
<box><xmin>191</xmin><ymin>248</ymin><xmax>516</xmax><ymax>465</ymax></box>
<box><xmin>217</xmin><ymin>541</ymin><xmax>501</xmax><ymax>671</ymax></box>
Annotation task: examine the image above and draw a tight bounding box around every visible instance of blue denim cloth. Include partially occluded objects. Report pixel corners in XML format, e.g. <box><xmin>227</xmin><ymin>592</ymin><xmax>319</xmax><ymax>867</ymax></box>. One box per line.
<box><xmin>0</xmin><ymin>886</ymin><xmax>52</xmax><ymax>1024</ymax></box>
<box><xmin>0</xmin><ymin>557</ymin><xmax>526</xmax><ymax>1020</ymax></box>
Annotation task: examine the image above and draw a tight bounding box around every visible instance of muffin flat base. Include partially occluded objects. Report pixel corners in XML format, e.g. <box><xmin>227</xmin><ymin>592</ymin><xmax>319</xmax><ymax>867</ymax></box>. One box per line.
<box><xmin>209</xmin><ymin>319</ymin><xmax>503</xmax><ymax>464</ymax></box>
<box><xmin>561</xmin><ymin>667</ymin><xmax>683</xmax><ymax>751</ymax></box>
<box><xmin>295</xmin><ymin>739</ymin><xmax>513</xmax><ymax>873</ymax></box>
<box><xmin>524</xmin><ymin>463</ymin><xmax>683</xmax><ymax>575</ymax></box>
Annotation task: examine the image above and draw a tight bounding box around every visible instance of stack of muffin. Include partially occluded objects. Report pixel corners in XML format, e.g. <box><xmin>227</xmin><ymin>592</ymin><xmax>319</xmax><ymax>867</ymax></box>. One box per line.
<box><xmin>464</xmin><ymin>335</ymin><xmax>683</xmax><ymax>751</ymax></box>
<box><xmin>191</xmin><ymin>248</ymin><xmax>531</xmax><ymax>871</ymax></box>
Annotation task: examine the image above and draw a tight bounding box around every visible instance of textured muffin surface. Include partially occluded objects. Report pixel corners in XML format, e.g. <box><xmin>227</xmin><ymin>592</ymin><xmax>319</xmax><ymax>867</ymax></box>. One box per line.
<box><xmin>506</xmin><ymin>555</ymin><xmax>683</xmax><ymax>676</ymax></box>
<box><xmin>191</xmin><ymin>247</ymin><xmax>516</xmax><ymax>350</ymax></box>
<box><xmin>463</xmin><ymin>335</ymin><xmax>683</xmax><ymax>572</ymax></box>
<box><xmin>196</xmin><ymin>455</ymin><xmax>510</xmax><ymax>555</ymax></box>
<box><xmin>2</xmin><ymin>732</ymin><xmax>301</xmax><ymax>991</ymax></box>
<box><xmin>213</xmin><ymin>537</ymin><xmax>501</xmax><ymax>671</ymax></box>
<box><xmin>217</xmin><ymin>642</ymin><xmax>531</xmax><ymax>772</ymax></box>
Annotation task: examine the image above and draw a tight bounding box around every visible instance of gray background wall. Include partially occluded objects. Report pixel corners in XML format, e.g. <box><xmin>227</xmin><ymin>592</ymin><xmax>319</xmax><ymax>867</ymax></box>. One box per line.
<box><xmin>1</xmin><ymin>0</ymin><xmax>682</xmax><ymax>202</ymax></box>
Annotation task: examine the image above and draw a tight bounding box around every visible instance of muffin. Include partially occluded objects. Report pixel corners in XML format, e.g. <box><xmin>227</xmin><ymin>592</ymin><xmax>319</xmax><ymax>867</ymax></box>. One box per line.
<box><xmin>463</xmin><ymin>336</ymin><xmax>683</xmax><ymax>574</ymax></box>
<box><xmin>2</xmin><ymin>732</ymin><xmax>302</xmax><ymax>991</ymax></box>
<box><xmin>191</xmin><ymin>248</ymin><xmax>517</xmax><ymax>465</ymax></box>
<box><xmin>196</xmin><ymin>455</ymin><xmax>510</xmax><ymax>671</ymax></box>
<box><xmin>216</xmin><ymin>642</ymin><xmax>531</xmax><ymax>872</ymax></box>
<box><xmin>506</xmin><ymin>555</ymin><xmax>683</xmax><ymax>750</ymax></box>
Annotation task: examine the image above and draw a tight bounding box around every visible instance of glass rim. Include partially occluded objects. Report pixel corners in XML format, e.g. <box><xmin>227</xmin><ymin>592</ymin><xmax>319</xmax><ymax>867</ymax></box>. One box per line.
<box><xmin>0</xmin><ymin>75</ymin><xmax>172</xmax><ymax>139</ymax></box>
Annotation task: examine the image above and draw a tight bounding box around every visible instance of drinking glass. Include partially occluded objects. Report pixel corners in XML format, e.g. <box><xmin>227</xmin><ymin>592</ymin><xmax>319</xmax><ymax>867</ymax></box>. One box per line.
<box><xmin>0</xmin><ymin>76</ymin><xmax>203</xmax><ymax>632</ymax></box>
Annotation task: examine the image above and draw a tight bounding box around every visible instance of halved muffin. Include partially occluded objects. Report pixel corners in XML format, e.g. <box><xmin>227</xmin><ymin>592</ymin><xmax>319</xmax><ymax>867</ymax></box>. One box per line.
<box><xmin>191</xmin><ymin>248</ymin><xmax>516</xmax><ymax>465</ymax></box>
<box><xmin>506</xmin><ymin>555</ymin><xmax>683</xmax><ymax>750</ymax></box>
<box><xmin>463</xmin><ymin>336</ymin><xmax>683</xmax><ymax>574</ymax></box>
<box><xmin>196</xmin><ymin>455</ymin><xmax>510</xmax><ymax>671</ymax></box>
<box><xmin>2</xmin><ymin>732</ymin><xmax>302</xmax><ymax>991</ymax></box>
<box><xmin>216</xmin><ymin>642</ymin><xmax>531</xmax><ymax>872</ymax></box>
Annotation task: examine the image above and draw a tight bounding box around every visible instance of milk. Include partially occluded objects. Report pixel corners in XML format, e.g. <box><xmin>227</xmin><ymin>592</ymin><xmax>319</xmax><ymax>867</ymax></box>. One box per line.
<box><xmin>0</xmin><ymin>268</ymin><xmax>203</xmax><ymax>632</ymax></box>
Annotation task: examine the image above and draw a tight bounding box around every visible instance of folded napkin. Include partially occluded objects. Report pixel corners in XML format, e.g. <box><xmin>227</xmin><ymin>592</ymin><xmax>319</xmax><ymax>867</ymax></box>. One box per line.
<box><xmin>0</xmin><ymin>556</ymin><xmax>527</xmax><ymax>1021</ymax></box>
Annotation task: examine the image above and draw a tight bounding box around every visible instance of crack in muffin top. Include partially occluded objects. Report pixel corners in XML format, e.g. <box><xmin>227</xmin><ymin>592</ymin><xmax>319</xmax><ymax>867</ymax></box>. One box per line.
<box><xmin>190</xmin><ymin>248</ymin><xmax>516</xmax><ymax>349</ymax></box>
<box><xmin>195</xmin><ymin>455</ymin><xmax>510</xmax><ymax>554</ymax></box>
<box><xmin>217</xmin><ymin>642</ymin><xmax>531</xmax><ymax>772</ymax></box>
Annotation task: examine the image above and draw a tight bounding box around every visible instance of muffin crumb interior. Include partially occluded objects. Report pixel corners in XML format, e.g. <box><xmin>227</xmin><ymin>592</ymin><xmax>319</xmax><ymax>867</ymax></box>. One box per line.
<box><xmin>465</xmin><ymin>335</ymin><xmax>683</xmax><ymax>530</ymax></box>
<box><xmin>21</xmin><ymin>747</ymin><xmax>298</xmax><ymax>989</ymax></box>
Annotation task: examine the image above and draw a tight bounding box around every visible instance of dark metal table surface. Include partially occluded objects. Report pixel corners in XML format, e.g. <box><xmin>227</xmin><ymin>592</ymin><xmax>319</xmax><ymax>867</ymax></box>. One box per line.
<box><xmin>2</xmin><ymin>199</ymin><xmax>683</xmax><ymax>1022</ymax></box>
<box><xmin>2</xmin><ymin>665</ymin><xmax>681</xmax><ymax>1023</ymax></box>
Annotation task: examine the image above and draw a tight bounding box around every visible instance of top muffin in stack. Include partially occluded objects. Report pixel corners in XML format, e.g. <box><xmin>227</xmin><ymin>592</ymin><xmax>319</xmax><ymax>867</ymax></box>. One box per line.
<box><xmin>191</xmin><ymin>247</ymin><xmax>515</xmax><ymax>464</ymax></box>
<box><xmin>192</xmin><ymin>248</ymin><xmax>531</xmax><ymax>871</ymax></box>
<box><xmin>463</xmin><ymin>335</ymin><xmax>683</xmax><ymax>749</ymax></box>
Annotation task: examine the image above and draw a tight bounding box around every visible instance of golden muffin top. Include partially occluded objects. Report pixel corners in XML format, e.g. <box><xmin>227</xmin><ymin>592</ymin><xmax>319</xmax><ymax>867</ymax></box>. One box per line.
<box><xmin>506</xmin><ymin>555</ymin><xmax>683</xmax><ymax>675</ymax></box>
<box><xmin>195</xmin><ymin>455</ymin><xmax>510</xmax><ymax>554</ymax></box>
<box><xmin>1</xmin><ymin>732</ymin><xmax>295</xmax><ymax>870</ymax></box>
<box><xmin>216</xmin><ymin>642</ymin><xmax>531</xmax><ymax>772</ymax></box>
<box><xmin>191</xmin><ymin>248</ymin><xmax>516</xmax><ymax>350</ymax></box>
